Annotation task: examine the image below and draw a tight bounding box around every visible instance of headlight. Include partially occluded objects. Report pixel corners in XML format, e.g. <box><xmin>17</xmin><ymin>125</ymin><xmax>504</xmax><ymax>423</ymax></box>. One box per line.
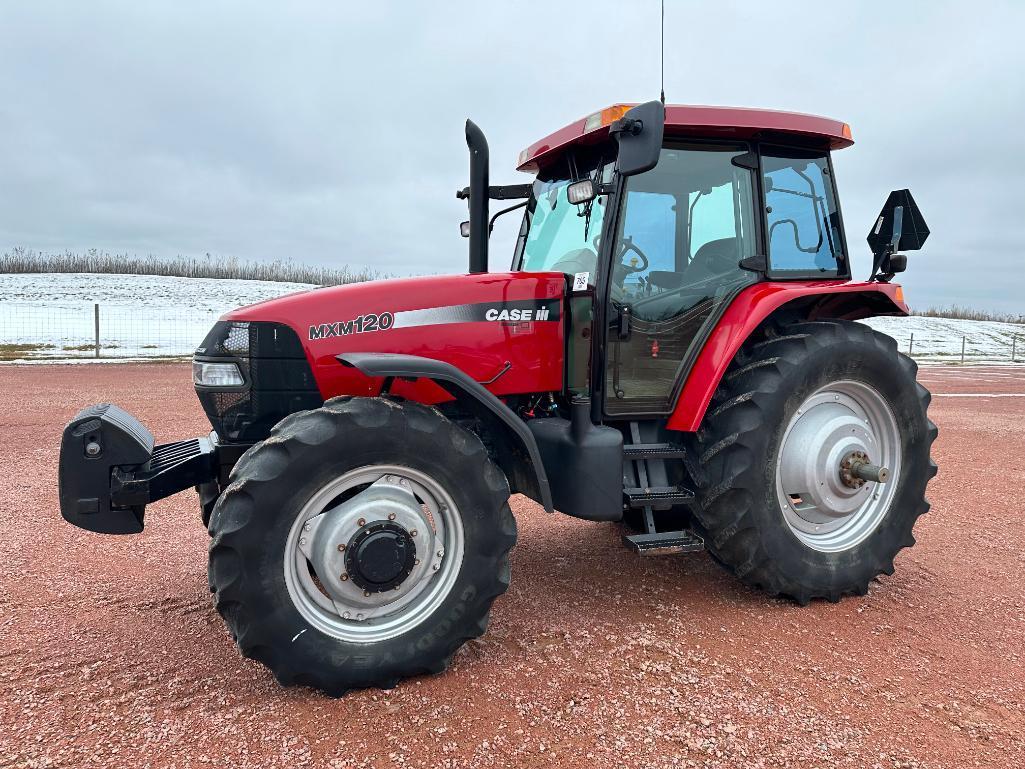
<box><xmin>193</xmin><ymin>360</ymin><xmax>244</xmax><ymax>387</ymax></box>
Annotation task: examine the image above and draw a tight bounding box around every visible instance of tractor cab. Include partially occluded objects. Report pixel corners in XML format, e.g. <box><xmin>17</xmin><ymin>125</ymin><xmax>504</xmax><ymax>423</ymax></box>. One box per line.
<box><xmin>500</xmin><ymin>103</ymin><xmax>857</xmax><ymax>414</ymax></box>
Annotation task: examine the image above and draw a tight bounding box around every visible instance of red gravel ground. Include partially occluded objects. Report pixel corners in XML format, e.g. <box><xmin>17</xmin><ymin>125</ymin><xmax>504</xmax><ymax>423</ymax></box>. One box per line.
<box><xmin>1</xmin><ymin>362</ymin><xmax>1023</xmax><ymax>768</ymax></box>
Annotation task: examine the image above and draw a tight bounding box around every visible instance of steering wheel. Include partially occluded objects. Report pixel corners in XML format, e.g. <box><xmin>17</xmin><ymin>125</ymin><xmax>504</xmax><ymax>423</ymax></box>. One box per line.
<box><xmin>618</xmin><ymin>236</ymin><xmax>649</xmax><ymax>273</ymax></box>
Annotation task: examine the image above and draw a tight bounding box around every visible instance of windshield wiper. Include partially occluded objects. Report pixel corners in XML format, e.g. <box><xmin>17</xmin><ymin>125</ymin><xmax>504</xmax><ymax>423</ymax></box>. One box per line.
<box><xmin>578</xmin><ymin>156</ymin><xmax>606</xmax><ymax>241</ymax></box>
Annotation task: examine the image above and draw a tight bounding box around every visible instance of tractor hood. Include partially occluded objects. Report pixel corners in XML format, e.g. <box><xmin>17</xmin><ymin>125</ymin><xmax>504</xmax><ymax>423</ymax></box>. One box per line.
<box><xmin>223</xmin><ymin>271</ymin><xmax>567</xmax><ymax>403</ymax></box>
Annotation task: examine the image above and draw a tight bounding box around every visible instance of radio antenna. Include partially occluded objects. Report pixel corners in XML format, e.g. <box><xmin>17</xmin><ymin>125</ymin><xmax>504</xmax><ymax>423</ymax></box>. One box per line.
<box><xmin>659</xmin><ymin>0</ymin><xmax>666</xmax><ymax>105</ymax></box>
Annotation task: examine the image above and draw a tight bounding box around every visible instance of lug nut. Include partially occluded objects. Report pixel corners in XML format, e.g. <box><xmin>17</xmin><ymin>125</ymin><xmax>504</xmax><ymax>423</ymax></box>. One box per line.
<box><xmin>432</xmin><ymin>563</ymin><xmax>440</xmax><ymax>571</ymax></box>
<box><xmin>340</xmin><ymin>573</ymin><xmax>349</xmax><ymax>581</ymax></box>
<box><xmin>356</xmin><ymin>614</ymin><xmax>364</xmax><ymax>621</ymax></box>
<box><xmin>363</xmin><ymin>590</ymin><xmax>371</xmax><ymax>597</ymax></box>
<box><xmin>357</xmin><ymin>518</ymin><xmax>366</xmax><ymax>527</ymax></box>
<box><xmin>410</xmin><ymin>530</ymin><xmax>418</xmax><ymax>537</ymax></box>
<box><xmin>388</xmin><ymin>513</ymin><xmax>396</xmax><ymax>521</ymax></box>
<box><xmin>414</xmin><ymin>558</ymin><xmax>420</xmax><ymax>566</ymax></box>
<box><xmin>437</xmin><ymin>549</ymin><xmax>444</xmax><ymax>558</ymax></box>
<box><xmin>304</xmin><ymin>523</ymin><xmax>311</xmax><ymax>532</ymax></box>
<box><xmin>342</xmin><ymin>611</ymin><xmax>351</xmax><ymax>619</ymax></box>
<box><xmin>299</xmin><ymin>537</ymin><xmax>306</xmax><ymax>546</ymax></box>
<box><xmin>337</xmin><ymin>543</ymin><xmax>346</xmax><ymax>552</ymax></box>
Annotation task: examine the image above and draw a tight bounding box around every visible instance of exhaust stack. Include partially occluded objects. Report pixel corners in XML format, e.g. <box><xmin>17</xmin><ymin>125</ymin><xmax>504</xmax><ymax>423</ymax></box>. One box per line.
<box><xmin>465</xmin><ymin>119</ymin><xmax>489</xmax><ymax>274</ymax></box>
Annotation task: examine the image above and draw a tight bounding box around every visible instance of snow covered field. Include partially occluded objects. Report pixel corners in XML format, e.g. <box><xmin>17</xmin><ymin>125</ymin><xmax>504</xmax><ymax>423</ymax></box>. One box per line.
<box><xmin>0</xmin><ymin>273</ymin><xmax>315</xmax><ymax>360</ymax></box>
<box><xmin>865</xmin><ymin>315</ymin><xmax>1024</xmax><ymax>362</ymax></box>
<box><xmin>1</xmin><ymin>272</ymin><xmax>1022</xmax><ymax>363</ymax></box>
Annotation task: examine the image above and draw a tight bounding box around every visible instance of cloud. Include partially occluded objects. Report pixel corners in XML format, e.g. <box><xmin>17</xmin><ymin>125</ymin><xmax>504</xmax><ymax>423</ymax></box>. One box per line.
<box><xmin>1</xmin><ymin>1</ymin><xmax>1022</xmax><ymax>309</ymax></box>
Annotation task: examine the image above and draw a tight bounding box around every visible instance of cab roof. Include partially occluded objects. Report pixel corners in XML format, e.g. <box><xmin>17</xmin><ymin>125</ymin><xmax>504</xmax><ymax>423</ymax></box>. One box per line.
<box><xmin>516</xmin><ymin>103</ymin><xmax>854</xmax><ymax>173</ymax></box>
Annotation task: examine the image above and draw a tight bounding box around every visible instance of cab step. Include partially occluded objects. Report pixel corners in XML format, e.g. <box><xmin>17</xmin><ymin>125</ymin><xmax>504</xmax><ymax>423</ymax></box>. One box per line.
<box><xmin>624</xmin><ymin>485</ymin><xmax>694</xmax><ymax>508</ymax></box>
<box><xmin>623</xmin><ymin>442</ymin><xmax>688</xmax><ymax>460</ymax></box>
<box><xmin>623</xmin><ymin>530</ymin><xmax>705</xmax><ymax>556</ymax></box>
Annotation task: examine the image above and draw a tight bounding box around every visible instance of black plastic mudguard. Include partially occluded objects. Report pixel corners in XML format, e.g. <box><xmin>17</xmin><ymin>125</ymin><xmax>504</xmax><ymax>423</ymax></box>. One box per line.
<box><xmin>338</xmin><ymin>352</ymin><xmax>554</xmax><ymax>513</ymax></box>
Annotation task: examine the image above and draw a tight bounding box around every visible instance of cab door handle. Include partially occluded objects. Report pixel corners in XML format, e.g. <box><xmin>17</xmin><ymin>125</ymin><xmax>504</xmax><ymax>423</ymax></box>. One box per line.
<box><xmin>618</xmin><ymin>305</ymin><xmax>632</xmax><ymax>340</ymax></box>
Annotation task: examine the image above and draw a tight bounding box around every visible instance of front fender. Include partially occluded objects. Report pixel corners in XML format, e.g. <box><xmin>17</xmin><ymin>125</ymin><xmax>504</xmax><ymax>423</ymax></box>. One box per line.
<box><xmin>666</xmin><ymin>281</ymin><xmax>908</xmax><ymax>432</ymax></box>
<box><xmin>338</xmin><ymin>352</ymin><xmax>554</xmax><ymax>513</ymax></box>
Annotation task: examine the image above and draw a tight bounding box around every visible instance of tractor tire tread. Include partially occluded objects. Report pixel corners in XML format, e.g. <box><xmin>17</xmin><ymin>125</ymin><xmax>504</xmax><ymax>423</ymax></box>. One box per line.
<box><xmin>688</xmin><ymin>319</ymin><xmax>936</xmax><ymax>604</ymax></box>
<box><xmin>207</xmin><ymin>396</ymin><xmax>515</xmax><ymax>695</ymax></box>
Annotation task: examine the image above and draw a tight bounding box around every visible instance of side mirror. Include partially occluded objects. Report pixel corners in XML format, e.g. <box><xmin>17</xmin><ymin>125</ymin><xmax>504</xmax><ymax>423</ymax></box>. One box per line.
<box><xmin>867</xmin><ymin>189</ymin><xmax>929</xmax><ymax>281</ymax></box>
<box><xmin>613</xmin><ymin>100</ymin><xmax>664</xmax><ymax>177</ymax></box>
<box><xmin>887</xmin><ymin>253</ymin><xmax>908</xmax><ymax>274</ymax></box>
<box><xmin>459</xmin><ymin>221</ymin><xmax>470</xmax><ymax>238</ymax></box>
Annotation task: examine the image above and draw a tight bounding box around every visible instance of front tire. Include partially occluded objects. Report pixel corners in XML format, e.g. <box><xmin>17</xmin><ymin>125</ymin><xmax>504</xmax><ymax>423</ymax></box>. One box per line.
<box><xmin>207</xmin><ymin>396</ymin><xmax>516</xmax><ymax>695</ymax></box>
<box><xmin>690</xmin><ymin>319</ymin><xmax>937</xmax><ymax>604</ymax></box>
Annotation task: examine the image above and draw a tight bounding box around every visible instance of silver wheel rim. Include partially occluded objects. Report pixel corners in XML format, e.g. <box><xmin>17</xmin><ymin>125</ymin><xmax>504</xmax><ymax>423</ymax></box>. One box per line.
<box><xmin>775</xmin><ymin>380</ymin><xmax>901</xmax><ymax>553</ymax></box>
<box><xmin>283</xmin><ymin>464</ymin><xmax>465</xmax><ymax>643</ymax></box>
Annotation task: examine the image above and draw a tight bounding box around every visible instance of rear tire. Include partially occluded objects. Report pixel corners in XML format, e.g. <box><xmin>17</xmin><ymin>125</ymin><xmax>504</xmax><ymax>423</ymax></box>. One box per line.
<box><xmin>207</xmin><ymin>396</ymin><xmax>516</xmax><ymax>695</ymax></box>
<box><xmin>689</xmin><ymin>319</ymin><xmax>937</xmax><ymax>604</ymax></box>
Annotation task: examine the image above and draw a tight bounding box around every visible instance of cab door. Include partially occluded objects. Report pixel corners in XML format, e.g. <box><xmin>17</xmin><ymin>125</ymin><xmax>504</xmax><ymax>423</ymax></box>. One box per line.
<box><xmin>603</xmin><ymin>142</ymin><xmax>759</xmax><ymax>416</ymax></box>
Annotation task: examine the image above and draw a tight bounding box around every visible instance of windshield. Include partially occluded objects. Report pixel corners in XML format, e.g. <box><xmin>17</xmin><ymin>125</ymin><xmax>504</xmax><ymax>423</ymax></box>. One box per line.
<box><xmin>514</xmin><ymin>161</ymin><xmax>614</xmax><ymax>282</ymax></box>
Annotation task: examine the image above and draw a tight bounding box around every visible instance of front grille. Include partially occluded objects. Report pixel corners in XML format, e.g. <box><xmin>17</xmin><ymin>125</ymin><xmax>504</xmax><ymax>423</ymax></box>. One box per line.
<box><xmin>195</xmin><ymin>321</ymin><xmax>321</xmax><ymax>442</ymax></box>
<box><xmin>198</xmin><ymin>320</ymin><xmax>309</xmax><ymax>359</ymax></box>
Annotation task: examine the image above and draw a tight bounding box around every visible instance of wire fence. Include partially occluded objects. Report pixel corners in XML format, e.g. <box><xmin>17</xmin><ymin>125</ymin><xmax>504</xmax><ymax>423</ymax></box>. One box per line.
<box><xmin>0</xmin><ymin>303</ymin><xmax>219</xmax><ymax>361</ymax></box>
<box><xmin>1</xmin><ymin>303</ymin><xmax>1023</xmax><ymax>364</ymax></box>
<box><xmin>895</xmin><ymin>331</ymin><xmax>1022</xmax><ymax>364</ymax></box>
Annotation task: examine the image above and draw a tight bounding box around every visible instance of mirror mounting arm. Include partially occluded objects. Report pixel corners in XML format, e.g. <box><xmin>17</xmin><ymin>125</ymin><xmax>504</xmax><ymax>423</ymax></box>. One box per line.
<box><xmin>457</xmin><ymin>184</ymin><xmax>531</xmax><ymax>201</ymax></box>
<box><xmin>609</xmin><ymin>117</ymin><xmax>643</xmax><ymax>137</ymax></box>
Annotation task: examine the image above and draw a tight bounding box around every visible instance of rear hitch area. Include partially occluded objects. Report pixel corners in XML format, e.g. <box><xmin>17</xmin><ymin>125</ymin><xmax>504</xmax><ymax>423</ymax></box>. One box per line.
<box><xmin>58</xmin><ymin>403</ymin><xmax>218</xmax><ymax>534</ymax></box>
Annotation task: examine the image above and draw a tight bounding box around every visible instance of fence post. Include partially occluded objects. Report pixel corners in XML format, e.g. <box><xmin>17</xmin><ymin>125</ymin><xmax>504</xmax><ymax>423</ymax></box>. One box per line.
<box><xmin>94</xmin><ymin>303</ymin><xmax>100</xmax><ymax>359</ymax></box>
<box><xmin>909</xmin><ymin>333</ymin><xmax>914</xmax><ymax>356</ymax></box>
<box><xmin>960</xmin><ymin>335</ymin><xmax>966</xmax><ymax>365</ymax></box>
<box><xmin>1013</xmin><ymin>335</ymin><xmax>1018</xmax><ymax>363</ymax></box>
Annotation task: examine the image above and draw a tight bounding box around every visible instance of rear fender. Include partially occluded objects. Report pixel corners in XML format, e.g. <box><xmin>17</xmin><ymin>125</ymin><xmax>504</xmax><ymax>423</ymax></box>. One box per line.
<box><xmin>667</xmin><ymin>281</ymin><xmax>907</xmax><ymax>432</ymax></box>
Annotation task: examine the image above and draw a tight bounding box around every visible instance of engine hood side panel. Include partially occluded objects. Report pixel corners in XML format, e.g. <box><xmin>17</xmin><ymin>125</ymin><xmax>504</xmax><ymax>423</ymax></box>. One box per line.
<box><xmin>224</xmin><ymin>272</ymin><xmax>567</xmax><ymax>402</ymax></box>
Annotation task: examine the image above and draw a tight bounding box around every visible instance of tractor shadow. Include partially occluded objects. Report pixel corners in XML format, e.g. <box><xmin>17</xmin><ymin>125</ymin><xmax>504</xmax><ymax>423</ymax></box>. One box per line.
<box><xmin>504</xmin><ymin>503</ymin><xmax>788</xmax><ymax>622</ymax></box>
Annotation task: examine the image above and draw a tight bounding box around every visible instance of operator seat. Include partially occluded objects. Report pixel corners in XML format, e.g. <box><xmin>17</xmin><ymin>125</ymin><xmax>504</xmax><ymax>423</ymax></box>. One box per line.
<box><xmin>685</xmin><ymin>237</ymin><xmax>740</xmax><ymax>283</ymax></box>
<box><xmin>645</xmin><ymin>237</ymin><xmax>741</xmax><ymax>295</ymax></box>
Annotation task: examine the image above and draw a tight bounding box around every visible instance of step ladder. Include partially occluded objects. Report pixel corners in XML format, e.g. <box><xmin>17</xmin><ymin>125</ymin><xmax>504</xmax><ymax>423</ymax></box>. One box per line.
<box><xmin>622</xmin><ymin>422</ymin><xmax>705</xmax><ymax>556</ymax></box>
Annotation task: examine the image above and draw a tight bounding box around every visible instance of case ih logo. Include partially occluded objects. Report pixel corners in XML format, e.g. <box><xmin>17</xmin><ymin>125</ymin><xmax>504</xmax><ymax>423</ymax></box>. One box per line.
<box><xmin>309</xmin><ymin>313</ymin><xmax>394</xmax><ymax>340</ymax></box>
<box><xmin>484</xmin><ymin>306</ymin><xmax>553</xmax><ymax>322</ymax></box>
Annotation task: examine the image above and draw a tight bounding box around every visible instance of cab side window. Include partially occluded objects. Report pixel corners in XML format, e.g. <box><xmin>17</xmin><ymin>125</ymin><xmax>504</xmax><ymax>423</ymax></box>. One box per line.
<box><xmin>763</xmin><ymin>148</ymin><xmax>844</xmax><ymax>274</ymax></box>
<box><xmin>617</xmin><ymin>191</ymin><xmax>676</xmax><ymax>296</ymax></box>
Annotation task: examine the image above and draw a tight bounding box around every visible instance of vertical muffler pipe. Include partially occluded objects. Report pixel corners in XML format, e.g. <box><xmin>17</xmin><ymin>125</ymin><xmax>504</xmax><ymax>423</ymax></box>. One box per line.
<box><xmin>465</xmin><ymin>119</ymin><xmax>489</xmax><ymax>274</ymax></box>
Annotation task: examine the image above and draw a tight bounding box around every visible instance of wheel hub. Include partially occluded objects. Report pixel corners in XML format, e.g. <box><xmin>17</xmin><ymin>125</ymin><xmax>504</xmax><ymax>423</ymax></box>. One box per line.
<box><xmin>775</xmin><ymin>381</ymin><xmax>901</xmax><ymax>553</ymax></box>
<box><xmin>285</xmin><ymin>467</ymin><xmax>460</xmax><ymax>642</ymax></box>
<box><xmin>345</xmin><ymin>522</ymin><xmax>416</xmax><ymax>593</ymax></box>
<box><xmin>295</xmin><ymin>474</ymin><xmax>447</xmax><ymax>617</ymax></box>
<box><xmin>778</xmin><ymin>393</ymin><xmax>877</xmax><ymax>523</ymax></box>
<box><xmin>839</xmin><ymin>450</ymin><xmax>870</xmax><ymax>489</ymax></box>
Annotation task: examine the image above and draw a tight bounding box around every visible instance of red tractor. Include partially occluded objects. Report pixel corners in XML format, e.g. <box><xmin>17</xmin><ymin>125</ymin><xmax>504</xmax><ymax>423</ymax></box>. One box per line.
<box><xmin>59</xmin><ymin>102</ymin><xmax>935</xmax><ymax>695</ymax></box>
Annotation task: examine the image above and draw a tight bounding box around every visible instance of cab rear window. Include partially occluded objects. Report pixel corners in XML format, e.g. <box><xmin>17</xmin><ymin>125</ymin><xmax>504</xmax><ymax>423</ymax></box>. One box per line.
<box><xmin>763</xmin><ymin>147</ymin><xmax>844</xmax><ymax>275</ymax></box>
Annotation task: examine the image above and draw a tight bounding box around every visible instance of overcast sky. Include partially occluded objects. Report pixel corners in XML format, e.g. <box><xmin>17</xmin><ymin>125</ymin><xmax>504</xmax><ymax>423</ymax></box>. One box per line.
<box><xmin>1</xmin><ymin>2</ymin><xmax>1023</xmax><ymax>311</ymax></box>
